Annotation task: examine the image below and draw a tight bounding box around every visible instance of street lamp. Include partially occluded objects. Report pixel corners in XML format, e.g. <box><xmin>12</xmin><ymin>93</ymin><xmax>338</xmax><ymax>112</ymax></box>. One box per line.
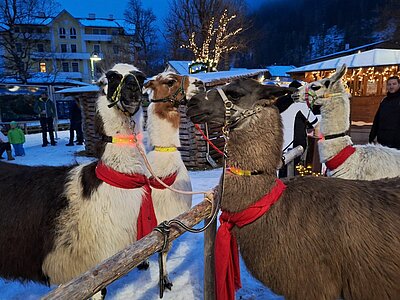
<box><xmin>90</xmin><ymin>51</ymin><xmax>102</xmax><ymax>83</ymax></box>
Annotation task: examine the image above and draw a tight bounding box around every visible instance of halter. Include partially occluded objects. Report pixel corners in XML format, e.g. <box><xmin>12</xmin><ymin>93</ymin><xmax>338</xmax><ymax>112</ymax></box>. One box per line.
<box><xmin>151</xmin><ymin>76</ymin><xmax>188</xmax><ymax>107</ymax></box>
<box><xmin>303</xmin><ymin>84</ymin><xmax>346</xmax><ymax>109</ymax></box>
<box><xmin>107</xmin><ymin>73</ymin><xmax>142</xmax><ymax>116</ymax></box>
<box><xmin>216</xmin><ymin>88</ymin><xmax>262</xmax><ymax>139</ymax></box>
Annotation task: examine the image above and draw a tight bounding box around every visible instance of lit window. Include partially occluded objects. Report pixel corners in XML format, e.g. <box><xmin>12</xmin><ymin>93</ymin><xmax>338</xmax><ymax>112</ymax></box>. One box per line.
<box><xmin>40</xmin><ymin>62</ymin><xmax>46</xmax><ymax>73</ymax></box>
<box><xmin>70</xmin><ymin>27</ymin><xmax>77</xmax><ymax>39</ymax></box>
<box><xmin>62</xmin><ymin>62</ymin><xmax>69</xmax><ymax>72</ymax></box>
<box><xmin>72</xmin><ymin>62</ymin><xmax>79</xmax><ymax>72</ymax></box>
<box><xmin>59</xmin><ymin>27</ymin><xmax>66</xmax><ymax>38</ymax></box>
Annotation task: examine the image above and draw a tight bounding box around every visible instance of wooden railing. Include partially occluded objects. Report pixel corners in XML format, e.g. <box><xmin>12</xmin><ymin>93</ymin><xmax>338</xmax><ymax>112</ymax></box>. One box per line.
<box><xmin>42</xmin><ymin>198</ymin><xmax>216</xmax><ymax>300</ymax></box>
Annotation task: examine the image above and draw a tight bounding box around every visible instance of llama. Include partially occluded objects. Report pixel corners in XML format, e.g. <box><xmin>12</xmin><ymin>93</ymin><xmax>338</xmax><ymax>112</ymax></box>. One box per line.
<box><xmin>0</xmin><ymin>63</ymin><xmax>147</xmax><ymax>298</ymax></box>
<box><xmin>143</xmin><ymin>72</ymin><xmax>205</xmax><ymax>289</ymax></box>
<box><xmin>293</xmin><ymin>64</ymin><xmax>400</xmax><ymax>179</ymax></box>
<box><xmin>187</xmin><ymin>78</ymin><xmax>400</xmax><ymax>300</ymax></box>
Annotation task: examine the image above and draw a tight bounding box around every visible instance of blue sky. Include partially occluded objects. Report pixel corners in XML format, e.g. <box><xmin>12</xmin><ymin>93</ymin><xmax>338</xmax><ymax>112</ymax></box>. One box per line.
<box><xmin>59</xmin><ymin>0</ymin><xmax>266</xmax><ymax>27</ymax></box>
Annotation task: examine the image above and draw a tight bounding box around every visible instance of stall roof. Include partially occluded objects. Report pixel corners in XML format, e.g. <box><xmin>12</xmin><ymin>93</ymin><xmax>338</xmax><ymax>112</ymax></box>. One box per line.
<box><xmin>193</xmin><ymin>69</ymin><xmax>268</xmax><ymax>86</ymax></box>
<box><xmin>288</xmin><ymin>49</ymin><xmax>400</xmax><ymax>73</ymax></box>
<box><xmin>56</xmin><ymin>85</ymin><xmax>100</xmax><ymax>94</ymax></box>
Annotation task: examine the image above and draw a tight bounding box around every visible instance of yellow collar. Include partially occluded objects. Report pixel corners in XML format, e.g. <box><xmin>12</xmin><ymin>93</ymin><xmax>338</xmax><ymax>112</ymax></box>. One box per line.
<box><xmin>111</xmin><ymin>135</ymin><xmax>136</xmax><ymax>144</ymax></box>
<box><xmin>227</xmin><ymin>166</ymin><xmax>264</xmax><ymax>176</ymax></box>
<box><xmin>154</xmin><ymin>146</ymin><xmax>177</xmax><ymax>152</ymax></box>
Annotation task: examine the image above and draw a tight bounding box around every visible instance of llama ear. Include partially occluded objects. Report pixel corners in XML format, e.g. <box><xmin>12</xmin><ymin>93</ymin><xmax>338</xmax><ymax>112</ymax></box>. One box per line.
<box><xmin>260</xmin><ymin>85</ymin><xmax>292</xmax><ymax>99</ymax></box>
<box><xmin>331</xmin><ymin>64</ymin><xmax>347</xmax><ymax>83</ymax></box>
<box><xmin>130</xmin><ymin>70</ymin><xmax>146</xmax><ymax>86</ymax></box>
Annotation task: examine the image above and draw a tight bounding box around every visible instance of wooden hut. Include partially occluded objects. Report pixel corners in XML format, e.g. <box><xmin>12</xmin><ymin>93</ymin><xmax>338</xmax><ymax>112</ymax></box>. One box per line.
<box><xmin>288</xmin><ymin>48</ymin><xmax>400</xmax><ymax>144</ymax></box>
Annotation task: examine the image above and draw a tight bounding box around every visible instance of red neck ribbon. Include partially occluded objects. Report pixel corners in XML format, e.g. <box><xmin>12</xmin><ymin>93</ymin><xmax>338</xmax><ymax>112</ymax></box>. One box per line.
<box><xmin>95</xmin><ymin>162</ymin><xmax>177</xmax><ymax>240</ymax></box>
<box><xmin>215</xmin><ymin>179</ymin><xmax>286</xmax><ymax>300</ymax></box>
<box><xmin>325</xmin><ymin>145</ymin><xmax>356</xmax><ymax>171</ymax></box>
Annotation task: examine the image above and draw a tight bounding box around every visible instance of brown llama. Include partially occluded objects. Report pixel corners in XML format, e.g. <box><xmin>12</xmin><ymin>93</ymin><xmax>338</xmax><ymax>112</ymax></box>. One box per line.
<box><xmin>186</xmin><ymin>78</ymin><xmax>400</xmax><ymax>300</ymax></box>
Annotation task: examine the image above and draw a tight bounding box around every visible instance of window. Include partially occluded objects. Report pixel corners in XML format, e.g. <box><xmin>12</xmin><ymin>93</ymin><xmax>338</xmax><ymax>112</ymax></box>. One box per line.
<box><xmin>15</xmin><ymin>43</ymin><xmax>22</xmax><ymax>52</ymax></box>
<box><xmin>113</xmin><ymin>45</ymin><xmax>119</xmax><ymax>54</ymax></box>
<box><xmin>70</xmin><ymin>44</ymin><xmax>77</xmax><ymax>53</ymax></box>
<box><xmin>92</xmin><ymin>28</ymin><xmax>99</xmax><ymax>35</ymax></box>
<box><xmin>62</xmin><ymin>62</ymin><xmax>69</xmax><ymax>72</ymax></box>
<box><xmin>72</xmin><ymin>62</ymin><xmax>79</xmax><ymax>72</ymax></box>
<box><xmin>59</xmin><ymin>27</ymin><xmax>66</xmax><ymax>38</ymax></box>
<box><xmin>100</xmin><ymin>29</ymin><xmax>107</xmax><ymax>35</ymax></box>
<box><xmin>40</xmin><ymin>62</ymin><xmax>46</xmax><ymax>73</ymax></box>
<box><xmin>93</xmin><ymin>44</ymin><xmax>100</xmax><ymax>53</ymax></box>
<box><xmin>37</xmin><ymin>43</ymin><xmax>44</xmax><ymax>52</ymax></box>
<box><xmin>70</xmin><ymin>27</ymin><xmax>76</xmax><ymax>39</ymax></box>
<box><xmin>60</xmin><ymin>44</ymin><xmax>67</xmax><ymax>53</ymax></box>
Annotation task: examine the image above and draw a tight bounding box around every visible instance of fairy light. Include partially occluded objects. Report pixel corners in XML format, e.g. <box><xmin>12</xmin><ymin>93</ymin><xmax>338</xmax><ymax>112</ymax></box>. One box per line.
<box><xmin>295</xmin><ymin>164</ymin><xmax>323</xmax><ymax>177</ymax></box>
<box><xmin>181</xmin><ymin>9</ymin><xmax>242</xmax><ymax>70</ymax></box>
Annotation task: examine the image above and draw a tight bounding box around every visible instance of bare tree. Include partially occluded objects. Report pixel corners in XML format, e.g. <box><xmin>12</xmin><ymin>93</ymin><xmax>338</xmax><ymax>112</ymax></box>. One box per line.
<box><xmin>123</xmin><ymin>0</ymin><xmax>158</xmax><ymax>74</ymax></box>
<box><xmin>165</xmin><ymin>0</ymin><xmax>251</xmax><ymax>70</ymax></box>
<box><xmin>0</xmin><ymin>0</ymin><xmax>59</xmax><ymax>83</ymax></box>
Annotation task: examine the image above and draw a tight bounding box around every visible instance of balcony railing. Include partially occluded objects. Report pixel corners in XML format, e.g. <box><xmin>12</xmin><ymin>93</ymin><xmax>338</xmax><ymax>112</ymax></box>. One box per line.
<box><xmin>83</xmin><ymin>34</ymin><xmax>113</xmax><ymax>42</ymax></box>
<box><xmin>31</xmin><ymin>52</ymin><xmax>98</xmax><ymax>60</ymax></box>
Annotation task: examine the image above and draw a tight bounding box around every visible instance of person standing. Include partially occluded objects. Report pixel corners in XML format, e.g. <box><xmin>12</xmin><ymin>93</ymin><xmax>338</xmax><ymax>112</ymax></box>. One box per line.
<box><xmin>34</xmin><ymin>92</ymin><xmax>56</xmax><ymax>147</ymax></box>
<box><xmin>7</xmin><ymin>121</ymin><xmax>25</xmax><ymax>156</ymax></box>
<box><xmin>66</xmin><ymin>97</ymin><xmax>84</xmax><ymax>146</ymax></box>
<box><xmin>369</xmin><ymin>76</ymin><xmax>400</xmax><ymax>149</ymax></box>
<box><xmin>0</xmin><ymin>130</ymin><xmax>14</xmax><ymax>160</ymax></box>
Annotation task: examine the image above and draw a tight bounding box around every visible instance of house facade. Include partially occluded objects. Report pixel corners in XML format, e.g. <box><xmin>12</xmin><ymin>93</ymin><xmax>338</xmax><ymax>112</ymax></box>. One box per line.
<box><xmin>2</xmin><ymin>10</ymin><xmax>133</xmax><ymax>83</ymax></box>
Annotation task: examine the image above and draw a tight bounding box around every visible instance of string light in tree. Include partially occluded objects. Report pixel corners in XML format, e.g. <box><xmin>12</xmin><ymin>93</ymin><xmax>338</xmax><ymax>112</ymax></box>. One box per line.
<box><xmin>181</xmin><ymin>9</ymin><xmax>243</xmax><ymax>71</ymax></box>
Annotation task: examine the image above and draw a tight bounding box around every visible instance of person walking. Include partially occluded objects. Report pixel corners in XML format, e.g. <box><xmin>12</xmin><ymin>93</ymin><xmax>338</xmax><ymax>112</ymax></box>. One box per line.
<box><xmin>0</xmin><ymin>130</ymin><xmax>14</xmax><ymax>160</ymax></box>
<box><xmin>369</xmin><ymin>76</ymin><xmax>400</xmax><ymax>149</ymax></box>
<box><xmin>7</xmin><ymin>121</ymin><xmax>25</xmax><ymax>156</ymax></box>
<box><xmin>34</xmin><ymin>92</ymin><xmax>56</xmax><ymax>147</ymax></box>
<box><xmin>66</xmin><ymin>97</ymin><xmax>84</xmax><ymax>146</ymax></box>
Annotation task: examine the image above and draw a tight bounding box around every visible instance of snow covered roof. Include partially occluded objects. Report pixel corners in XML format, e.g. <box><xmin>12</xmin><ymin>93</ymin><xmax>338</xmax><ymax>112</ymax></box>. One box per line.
<box><xmin>166</xmin><ymin>61</ymin><xmax>192</xmax><ymax>75</ymax></box>
<box><xmin>0</xmin><ymin>73</ymin><xmax>90</xmax><ymax>85</ymax></box>
<box><xmin>266</xmin><ymin>65</ymin><xmax>296</xmax><ymax>77</ymax></box>
<box><xmin>289</xmin><ymin>49</ymin><xmax>400</xmax><ymax>73</ymax></box>
<box><xmin>56</xmin><ymin>85</ymin><xmax>100</xmax><ymax>94</ymax></box>
<box><xmin>192</xmin><ymin>69</ymin><xmax>268</xmax><ymax>86</ymax></box>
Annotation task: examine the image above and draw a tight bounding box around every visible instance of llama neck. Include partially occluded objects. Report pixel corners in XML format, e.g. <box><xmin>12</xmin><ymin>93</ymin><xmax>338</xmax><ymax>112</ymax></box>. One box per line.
<box><xmin>97</xmin><ymin>95</ymin><xmax>147</xmax><ymax>175</ymax></box>
<box><xmin>318</xmin><ymin>136</ymin><xmax>353</xmax><ymax>163</ymax></box>
<box><xmin>319</xmin><ymin>94</ymin><xmax>350</xmax><ymax>136</ymax></box>
<box><xmin>221</xmin><ymin>110</ymin><xmax>282</xmax><ymax>212</ymax></box>
<box><xmin>147</xmin><ymin>105</ymin><xmax>181</xmax><ymax>148</ymax></box>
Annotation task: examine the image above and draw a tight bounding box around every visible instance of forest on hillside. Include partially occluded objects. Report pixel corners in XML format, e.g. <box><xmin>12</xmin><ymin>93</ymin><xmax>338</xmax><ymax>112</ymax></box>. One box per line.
<box><xmin>245</xmin><ymin>0</ymin><xmax>400</xmax><ymax>67</ymax></box>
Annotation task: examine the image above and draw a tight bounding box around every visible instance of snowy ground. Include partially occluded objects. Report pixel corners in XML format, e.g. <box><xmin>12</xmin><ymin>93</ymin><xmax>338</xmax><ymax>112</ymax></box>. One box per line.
<box><xmin>0</xmin><ymin>130</ymin><xmax>282</xmax><ymax>300</ymax></box>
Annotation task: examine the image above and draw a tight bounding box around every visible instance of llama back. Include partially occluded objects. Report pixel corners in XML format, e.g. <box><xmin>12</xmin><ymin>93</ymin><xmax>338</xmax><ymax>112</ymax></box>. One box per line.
<box><xmin>328</xmin><ymin>143</ymin><xmax>400</xmax><ymax>180</ymax></box>
<box><xmin>0</xmin><ymin>162</ymin><xmax>73</xmax><ymax>284</ymax></box>
<box><xmin>235</xmin><ymin>176</ymin><xmax>400</xmax><ymax>299</ymax></box>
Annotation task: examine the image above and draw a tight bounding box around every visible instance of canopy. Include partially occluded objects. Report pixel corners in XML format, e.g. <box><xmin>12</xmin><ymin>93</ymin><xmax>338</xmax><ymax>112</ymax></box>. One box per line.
<box><xmin>288</xmin><ymin>49</ymin><xmax>400</xmax><ymax>73</ymax></box>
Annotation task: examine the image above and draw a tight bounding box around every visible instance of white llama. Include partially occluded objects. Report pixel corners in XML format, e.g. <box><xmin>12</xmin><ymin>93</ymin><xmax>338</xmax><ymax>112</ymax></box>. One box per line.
<box><xmin>143</xmin><ymin>72</ymin><xmax>205</xmax><ymax>289</ymax></box>
<box><xmin>294</xmin><ymin>64</ymin><xmax>400</xmax><ymax>180</ymax></box>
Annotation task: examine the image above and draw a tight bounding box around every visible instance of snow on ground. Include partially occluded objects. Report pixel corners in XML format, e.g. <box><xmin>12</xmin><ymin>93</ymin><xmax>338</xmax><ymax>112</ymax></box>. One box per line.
<box><xmin>0</xmin><ymin>130</ymin><xmax>282</xmax><ymax>300</ymax></box>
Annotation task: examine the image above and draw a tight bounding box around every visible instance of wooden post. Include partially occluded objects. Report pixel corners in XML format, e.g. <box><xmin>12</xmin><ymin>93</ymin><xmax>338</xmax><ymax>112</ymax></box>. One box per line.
<box><xmin>42</xmin><ymin>199</ymin><xmax>214</xmax><ymax>300</ymax></box>
<box><xmin>204</xmin><ymin>215</ymin><xmax>217</xmax><ymax>300</ymax></box>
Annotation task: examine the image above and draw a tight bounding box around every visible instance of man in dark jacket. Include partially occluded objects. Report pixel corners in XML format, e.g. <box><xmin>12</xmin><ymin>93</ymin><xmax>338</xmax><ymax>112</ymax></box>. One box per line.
<box><xmin>369</xmin><ymin>76</ymin><xmax>400</xmax><ymax>149</ymax></box>
<box><xmin>66</xmin><ymin>97</ymin><xmax>84</xmax><ymax>146</ymax></box>
<box><xmin>34</xmin><ymin>92</ymin><xmax>56</xmax><ymax>147</ymax></box>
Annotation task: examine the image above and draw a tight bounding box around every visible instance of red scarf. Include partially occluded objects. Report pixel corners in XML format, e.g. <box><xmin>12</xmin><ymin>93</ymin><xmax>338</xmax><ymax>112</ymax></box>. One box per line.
<box><xmin>325</xmin><ymin>145</ymin><xmax>356</xmax><ymax>171</ymax></box>
<box><xmin>215</xmin><ymin>179</ymin><xmax>286</xmax><ymax>300</ymax></box>
<box><xmin>95</xmin><ymin>162</ymin><xmax>176</xmax><ymax>240</ymax></box>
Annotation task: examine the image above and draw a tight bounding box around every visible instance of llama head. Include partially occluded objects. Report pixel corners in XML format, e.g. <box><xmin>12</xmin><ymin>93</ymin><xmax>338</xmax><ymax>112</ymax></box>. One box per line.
<box><xmin>187</xmin><ymin>78</ymin><xmax>290</xmax><ymax>129</ymax></box>
<box><xmin>98</xmin><ymin>63</ymin><xmax>146</xmax><ymax>117</ymax></box>
<box><xmin>293</xmin><ymin>64</ymin><xmax>349</xmax><ymax>107</ymax></box>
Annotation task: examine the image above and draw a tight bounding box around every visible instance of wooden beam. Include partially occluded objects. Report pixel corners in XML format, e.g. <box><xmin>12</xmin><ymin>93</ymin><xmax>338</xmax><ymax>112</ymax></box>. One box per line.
<box><xmin>42</xmin><ymin>198</ymin><xmax>215</xmax><ymax>300</ymax></box>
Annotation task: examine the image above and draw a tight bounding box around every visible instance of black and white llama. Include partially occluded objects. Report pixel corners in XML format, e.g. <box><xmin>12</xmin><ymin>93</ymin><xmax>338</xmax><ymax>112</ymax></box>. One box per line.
<box><xmin>0</xmin><ymin>63</ymin><xmax>147</xmax><ymax>298</ymax></box>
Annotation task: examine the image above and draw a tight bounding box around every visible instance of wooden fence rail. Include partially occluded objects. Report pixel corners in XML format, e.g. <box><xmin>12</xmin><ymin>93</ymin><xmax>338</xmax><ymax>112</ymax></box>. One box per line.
<box><xmin>42</xmin><ymin>198</ymin><xmax>215</xmax><ymax>300</ymax></box>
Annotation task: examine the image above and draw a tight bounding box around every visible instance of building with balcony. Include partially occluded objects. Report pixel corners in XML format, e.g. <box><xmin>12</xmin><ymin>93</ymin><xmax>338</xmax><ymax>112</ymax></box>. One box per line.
<box><xmin>1</xmin><ymin>9</ymin><xmax>133</xmax><ymax>83</ymax></box>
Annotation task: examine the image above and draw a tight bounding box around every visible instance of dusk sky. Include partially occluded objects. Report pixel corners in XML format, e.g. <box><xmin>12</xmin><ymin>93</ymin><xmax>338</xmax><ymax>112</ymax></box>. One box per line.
<box><xmin>59</xmin><ymin>0</ymin><xmax>267</xmax><ymax>29</ymax></box>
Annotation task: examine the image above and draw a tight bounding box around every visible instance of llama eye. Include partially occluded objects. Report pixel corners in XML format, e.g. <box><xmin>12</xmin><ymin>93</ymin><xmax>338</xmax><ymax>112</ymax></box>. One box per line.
<box><xmin>310</xmin><ymin>85</ymin><xmax>321</xmax><ymax>91</ymax></box>
<box><xmin>228</xmin><ymin>92</ymin><xmax>241</xmax><ymax>100</ymax></box>
<box><xmin>166</xmin><ymin>80</ymin><xmax>176</xmax><ymax>87</ymax></box>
